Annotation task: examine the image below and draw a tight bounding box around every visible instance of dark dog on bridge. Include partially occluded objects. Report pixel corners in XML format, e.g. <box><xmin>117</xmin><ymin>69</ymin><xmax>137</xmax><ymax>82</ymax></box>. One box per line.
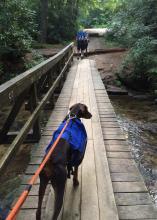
<box><xmin>36</xmin><ymin>103</ymin><xmax>92</xmax><ymax>220</ymax></box>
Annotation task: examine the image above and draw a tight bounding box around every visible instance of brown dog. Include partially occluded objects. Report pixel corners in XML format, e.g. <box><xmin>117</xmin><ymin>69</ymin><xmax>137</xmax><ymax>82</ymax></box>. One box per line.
<box><xmin>36</xmin><ymin>103</ymin><xmax>92</xmax><ymax>220</ymax></box>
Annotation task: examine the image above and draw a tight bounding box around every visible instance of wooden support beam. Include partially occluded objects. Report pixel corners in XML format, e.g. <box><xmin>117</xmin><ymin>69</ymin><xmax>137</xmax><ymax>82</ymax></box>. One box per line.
<box><xmin>29</xmin><ymin>84</ymin><xmax>41</xmax><ymax>142</ymax></box>
<box><xmin>45</xmin><ymin>71</ymin><xmax>55</xmax><ymax>110</ymax></box>
<box><xmin>0</xmin><ymin>90</ymin><xmax>28</xmax><ymax>144</ymax></box>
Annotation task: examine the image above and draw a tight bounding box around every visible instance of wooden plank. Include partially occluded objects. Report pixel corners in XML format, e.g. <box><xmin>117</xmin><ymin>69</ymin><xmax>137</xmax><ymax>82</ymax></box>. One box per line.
<box><xmin>99</xmin><ymin>114</ymin><xmax>116</xmax><ymax>118</ymax></box>
<box><xmin>19</xmin><ymin>185</ymin><xmax>39</xmax><ymax>196</ymax></box>
<box><xmin>22</xmin><ymin>175</ymin><xmax>40</xmax><ymax>185</ymax></box>
<box><xmin>82</xmin><ymin>60</ymin><xmax>93</xmax><ymax>140</ymax></box>
<box><xmin>103</xmin><ymin>134</ymin><xmax>126</xmax><ymax>140</ymax></box>
<box><xmin>95</xmin><ymin>90</ymin><xmax>107</xmax><ymax>93</ymax></box>
<box><xmin>101</xmin><ymin>122</ymin><xmax>120</xmax><ymax>128</ymax></box>
<box><xmin>102</xmin><ymin>130</ymin><xmax>124</xmax><ymax>135</ymax></box>
<box><xmin>42</xmin><ymin>130</ymin><xmax>55</xmax><ymax>136</ymax></box>
<box><xmin>89</xmin><ymin>60</ymin><xmax>119</xmax><ymax>220</ymax></box>
<box><xmin>115</xmin><ymin>193</ymin><xmax>152</xmax><ymax>205</ymax></box>
<box><xmin>104</xmin><ymin>140</ymin><xmax>128</xmax><ymax>145</ymax></box>
<box><xmin>44</xmin><ymin>61</ymin><xmax>79</xmax><ymax>220</ymax></box>
<box><xmin>96</xmin><ymin>95</ymin><xmax>108</xmax><ymax>98</ymax></box>
<box><xmin>29</xmin><ymin>156</ymin><xmax>43</xmax><ymax>165</ymax></box>
<box><xmin>110</xmin><ymin>164</ymin><xmax>138</xmax><ymax>173</ymax></box>
<box><xmin>17</xmin><ymin>209</ymin><xmax>37</xmax><ymax>220</ymax></box>
<box><xmin>32</xmin><ymin>150</ymin><xmax>46</xmax><ymax>157</ymax></box>
<box><xmin>107</xmin><ymin>152</ymin><xmax>133</xmax><ymax>159</ymax></box>
<box><xmin>25</xmin><ymin>165</ymin><xmax>39</xmax><ymax>174</ymax></box>
<box><xmin>43</xmin><ymin>126</ymin><xmax>58</xmax><ymax>130</ymax></box>
<box><xmin>113</xmin><ymin>182</ymin><xmax>147</xmax><ymax>193</ymax></box>
<box><xmin>44</xmin><ymin>187</ymin><xmax>63</xmax><ymax>220</ymax></box>
<box><xmin>111</xmin><ymin>173</ymin><xmax>143</xmax><ymax>182</ymax></box>
<box><xmin>81</xmin><ymin>140</ymin><xmax>99</xmax><ymax>220</ymax></box>
<box><xmin>100</xmin><ymin>118</ymin><xmax>118</xmax><ymax>122</ymax></box>
<box><xmin>61</xmin><ymin>59</ymin><xmax>81</xmax><ymax>220</ymax></box>
<box><xmin>102</xmin><ymin>129</ymin><xmax>123</xmax><ymax>135</ymax></box>
<box><xmin>118</xmin><ymin>205</ymin><xmax>157</xmax><ymax>219</ymax></box>
<box><xmin>61</xmin><ymin>170</ymin><xmax>81</xmax><ymax>220</ymax></box>
<box><xmin>106</xmin><ymin>144</ymin><xmax>130</xmax><ymax>152</ymax></box>
<box><xmin>21</xmin><ymin>196</ymin><xmax>46</xmax><ymax>209</ymax></box>
<box><xmin>108</xmin><ymin>158</ymin><xmax>135</xmax><ymax>165</ymax></box>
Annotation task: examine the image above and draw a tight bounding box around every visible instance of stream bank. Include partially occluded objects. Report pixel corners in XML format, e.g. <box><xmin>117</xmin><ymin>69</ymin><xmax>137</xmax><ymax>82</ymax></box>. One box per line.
<box><xmin>110</xmin><ymin>95</ymin><xmax>157</xmax><ymax>205</ymax></box>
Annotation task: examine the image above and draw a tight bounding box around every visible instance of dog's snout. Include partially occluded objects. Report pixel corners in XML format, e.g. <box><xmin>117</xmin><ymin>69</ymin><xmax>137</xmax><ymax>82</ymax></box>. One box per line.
<box><xmin>88</xmin><ymin>112</ymin><xmax>92</xmax><ymax>118</ymax></box>
<box><xmin>85</xmin><ymin>112</ymin><xmax>92</xmax><ymax>119</ymax></box>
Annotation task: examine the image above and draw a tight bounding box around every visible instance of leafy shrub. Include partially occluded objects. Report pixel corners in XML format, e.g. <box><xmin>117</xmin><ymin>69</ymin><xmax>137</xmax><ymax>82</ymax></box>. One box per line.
<box><xmin>0</xmin><ymin>0</ymin><xmax>36</xmax><ymax>59</ymax></box>
<box><xmin>24</xmin><ymin>50</ymin><xmax>45</xmax><ymax>70</ymax></box>
<box><xmin>105</xmin><ymin>0</ymin><xmax>157</xmax><ymax>90</ymax></box>
<box><xmin>118</xmin><ymin>37</ymin><xmax>157</xmax><ymax>90</ymax></box>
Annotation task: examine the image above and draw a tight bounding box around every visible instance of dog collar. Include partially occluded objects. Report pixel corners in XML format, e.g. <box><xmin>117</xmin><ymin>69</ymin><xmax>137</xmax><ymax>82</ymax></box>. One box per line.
<box><xmin>68</xmin><ymin>113</ymin><xmax>77</xmax><ymax>120</ymax></box>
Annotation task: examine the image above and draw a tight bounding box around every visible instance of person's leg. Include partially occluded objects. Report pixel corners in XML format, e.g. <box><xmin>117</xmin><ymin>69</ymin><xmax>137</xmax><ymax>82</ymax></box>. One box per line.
<box><xmin>77</xmin><ymin>40</ymin><xmax>81</xmax><ymax>59</ymax></box>
<box><xmin>80</xmin><ymin>40</ymin><xmax>84</xmax><ymax>58</ymax></box>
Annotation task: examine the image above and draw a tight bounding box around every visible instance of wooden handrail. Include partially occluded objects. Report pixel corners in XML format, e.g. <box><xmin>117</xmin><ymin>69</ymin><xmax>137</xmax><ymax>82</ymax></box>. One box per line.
<box><xmin>0</xmin><ymin>43</ymin><xmax>74</xmax><ymax>173</ymax></box>
<box><xmin>0</xmin><ymin>43</ymin><xmax>74</xmax><ymax>107</ymax></box>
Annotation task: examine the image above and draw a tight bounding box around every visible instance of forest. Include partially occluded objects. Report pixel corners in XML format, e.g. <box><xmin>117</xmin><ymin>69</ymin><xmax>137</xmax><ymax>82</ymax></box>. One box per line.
<box><xmin>1</xmin><ymin>0</ymin><xmax>157</xmax><ymax>91</ymax></box>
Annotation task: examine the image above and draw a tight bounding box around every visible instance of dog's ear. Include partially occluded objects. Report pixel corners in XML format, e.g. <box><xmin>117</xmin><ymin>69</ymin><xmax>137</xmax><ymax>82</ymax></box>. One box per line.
<box><xmin>69</xmin><ymin>103</ymin><xmax>81</xmax><ymax>111</ymax></box>
<box><xmin>78</xmin><ymin>104</ymin><xmax>86</xmax><ymax>113</ymax></box>
<box><xmin>69</xmin><ymin>104</ymin><xmax>76</xmax><ymax>111</ymax></box>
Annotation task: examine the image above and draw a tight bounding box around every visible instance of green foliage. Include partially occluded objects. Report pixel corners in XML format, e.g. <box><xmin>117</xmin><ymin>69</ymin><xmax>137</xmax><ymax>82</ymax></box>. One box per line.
<box><xmin>80</xmin><ymin>7</ymin><xmax>110</xmax><ymax>28</ymax></box>
<box><xmin>122</xmin><ymin>37</ymin><xmax>157</xmax><ymax>76</ymax></box>
<box><xmin>78</xmin><ymin>0</ymin><xmax>112</xmax><ymax>28</ymax></box>
<box><xmin>47</xmin><ymin>3</ymin><xmax>77</xmax><ymax>43</ymax></box>
<box><xmin>24</xmin><ymin>50</ymin><xmax>45</xmax><ymax>70</ymax></box>
<box><xmin>105</xmin><ymin>0</ymin><xmax>157</xmax><ymax>90</ymax></box>
<box><xmin>0</xmin><ymin>0</ymin><xmax>36</xmax><ymax>58</ymax></box>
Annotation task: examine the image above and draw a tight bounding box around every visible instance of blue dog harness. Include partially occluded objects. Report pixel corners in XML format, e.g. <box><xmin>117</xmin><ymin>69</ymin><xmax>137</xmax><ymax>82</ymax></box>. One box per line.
<box><xmin>45</xmin><ymin>118</ymin><xmax>87</xmax><ymax>166</ymax></box>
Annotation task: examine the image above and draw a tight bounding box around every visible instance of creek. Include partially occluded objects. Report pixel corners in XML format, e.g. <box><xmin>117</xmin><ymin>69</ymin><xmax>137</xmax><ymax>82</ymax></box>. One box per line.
<box><xmin>110</xmin><ymin>95</ymin><xmax>157</xmax><ymax>205</ymax></box>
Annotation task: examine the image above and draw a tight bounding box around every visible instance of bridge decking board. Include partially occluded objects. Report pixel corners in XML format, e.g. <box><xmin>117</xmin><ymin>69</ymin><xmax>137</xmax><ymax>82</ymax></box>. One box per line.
<box><xmin>15</xmin><ymin>58</ymin><xmax>157</xmax><ymax>220</ymax></box>
<box><xmin>91</xmin><ymin>60</ymin><xmax>157</xmax><ymax>219</ymax></box>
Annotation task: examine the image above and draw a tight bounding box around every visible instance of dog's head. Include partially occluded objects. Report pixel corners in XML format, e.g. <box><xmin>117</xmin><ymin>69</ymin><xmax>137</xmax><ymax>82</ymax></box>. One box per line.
<box><xmin>69</xmin><ymin>103</ymin><xmax>92</xmax><ymax>119</ymax></box>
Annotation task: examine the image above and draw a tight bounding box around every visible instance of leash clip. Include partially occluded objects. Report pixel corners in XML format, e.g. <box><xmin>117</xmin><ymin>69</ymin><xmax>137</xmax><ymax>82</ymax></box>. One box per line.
<box><xmin>68</xmin><ymin>113</ymin><xmax>77</xmax><ymax>120</ymax></box>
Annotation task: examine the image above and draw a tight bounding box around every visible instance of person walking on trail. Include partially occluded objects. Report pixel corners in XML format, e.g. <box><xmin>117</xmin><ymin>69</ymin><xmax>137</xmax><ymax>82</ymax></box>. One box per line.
<box><xmin>83</xmin><ymin>31</ymin><xmax>89</xmax><ymax>55</ymax></box>
<box><xmin>76</xmin><ymin>30</ymin><xmax>89</xmax><ymax>59</ymax></box>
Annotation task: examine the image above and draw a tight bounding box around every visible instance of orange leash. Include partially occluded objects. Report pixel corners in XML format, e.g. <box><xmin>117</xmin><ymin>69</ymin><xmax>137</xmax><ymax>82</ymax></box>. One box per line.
<box><xmin>6</xmin><ymin>118</ymin><xmax>71</xmax><ymax>220</ymax></box>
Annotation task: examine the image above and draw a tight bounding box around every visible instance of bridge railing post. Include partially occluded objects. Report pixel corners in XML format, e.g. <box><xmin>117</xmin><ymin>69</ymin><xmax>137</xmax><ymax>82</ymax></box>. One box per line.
<box><xmin>45</xmin><ymin>70</ymin><xmax>55</xmax><ymax>110</ymax></box>
<box><xmin>28</xmin><ymin>83</ymin><xmax>41</xmax><ymax>142</ymax></box>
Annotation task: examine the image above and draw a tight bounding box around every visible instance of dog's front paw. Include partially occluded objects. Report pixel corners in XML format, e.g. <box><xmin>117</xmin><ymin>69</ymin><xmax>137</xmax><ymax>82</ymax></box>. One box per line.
<box><xmin>73</xmin><ymin>178</ymin><xmax>79</xmax><ymax>187</ymax></box>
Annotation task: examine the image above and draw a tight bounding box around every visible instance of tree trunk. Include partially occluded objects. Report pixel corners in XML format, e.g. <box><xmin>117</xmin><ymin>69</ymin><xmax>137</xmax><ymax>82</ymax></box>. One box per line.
<box><xmin>39</xmin><ymin>0</ymin><xmax>48</xmax><ymax>43</ymax></box>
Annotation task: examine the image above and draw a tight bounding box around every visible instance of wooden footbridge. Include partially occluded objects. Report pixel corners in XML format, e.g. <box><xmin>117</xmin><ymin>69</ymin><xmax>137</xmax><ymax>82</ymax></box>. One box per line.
<box><xmin>1</xmin><ymin>43</ymin><xmax>157</xmax><ymax>220</ymax></box>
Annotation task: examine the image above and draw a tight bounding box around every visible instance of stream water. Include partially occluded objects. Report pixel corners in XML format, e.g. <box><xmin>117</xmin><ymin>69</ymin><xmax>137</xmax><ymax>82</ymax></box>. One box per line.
<box><xmin>0</xmin><ymin>108</ymin><xmax>51</xmax><ymax>219</ymax></box>
<box><xmin>110</xmin><ymin>95</ymin><xmax>157</xmax><ymax>205</ymax></box>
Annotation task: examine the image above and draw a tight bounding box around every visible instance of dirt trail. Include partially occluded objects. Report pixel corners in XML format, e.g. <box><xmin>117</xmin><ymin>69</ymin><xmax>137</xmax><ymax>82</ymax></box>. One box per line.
<box><xmin>88</xmin><ymin>37</ymin><xmax>126</xmax><ymax>90</ymax></box>
<box><xmin>88</xmin><ymin>37</ymin><xmax>106</xmax><ymax>51</ymax></box>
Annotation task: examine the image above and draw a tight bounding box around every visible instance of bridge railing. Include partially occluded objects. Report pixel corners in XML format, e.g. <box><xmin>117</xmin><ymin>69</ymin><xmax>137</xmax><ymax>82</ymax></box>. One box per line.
<box><xmin>0</xmin><ymin>42</ymin><xmax>74</xmax><ymax>172</ymax></box>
